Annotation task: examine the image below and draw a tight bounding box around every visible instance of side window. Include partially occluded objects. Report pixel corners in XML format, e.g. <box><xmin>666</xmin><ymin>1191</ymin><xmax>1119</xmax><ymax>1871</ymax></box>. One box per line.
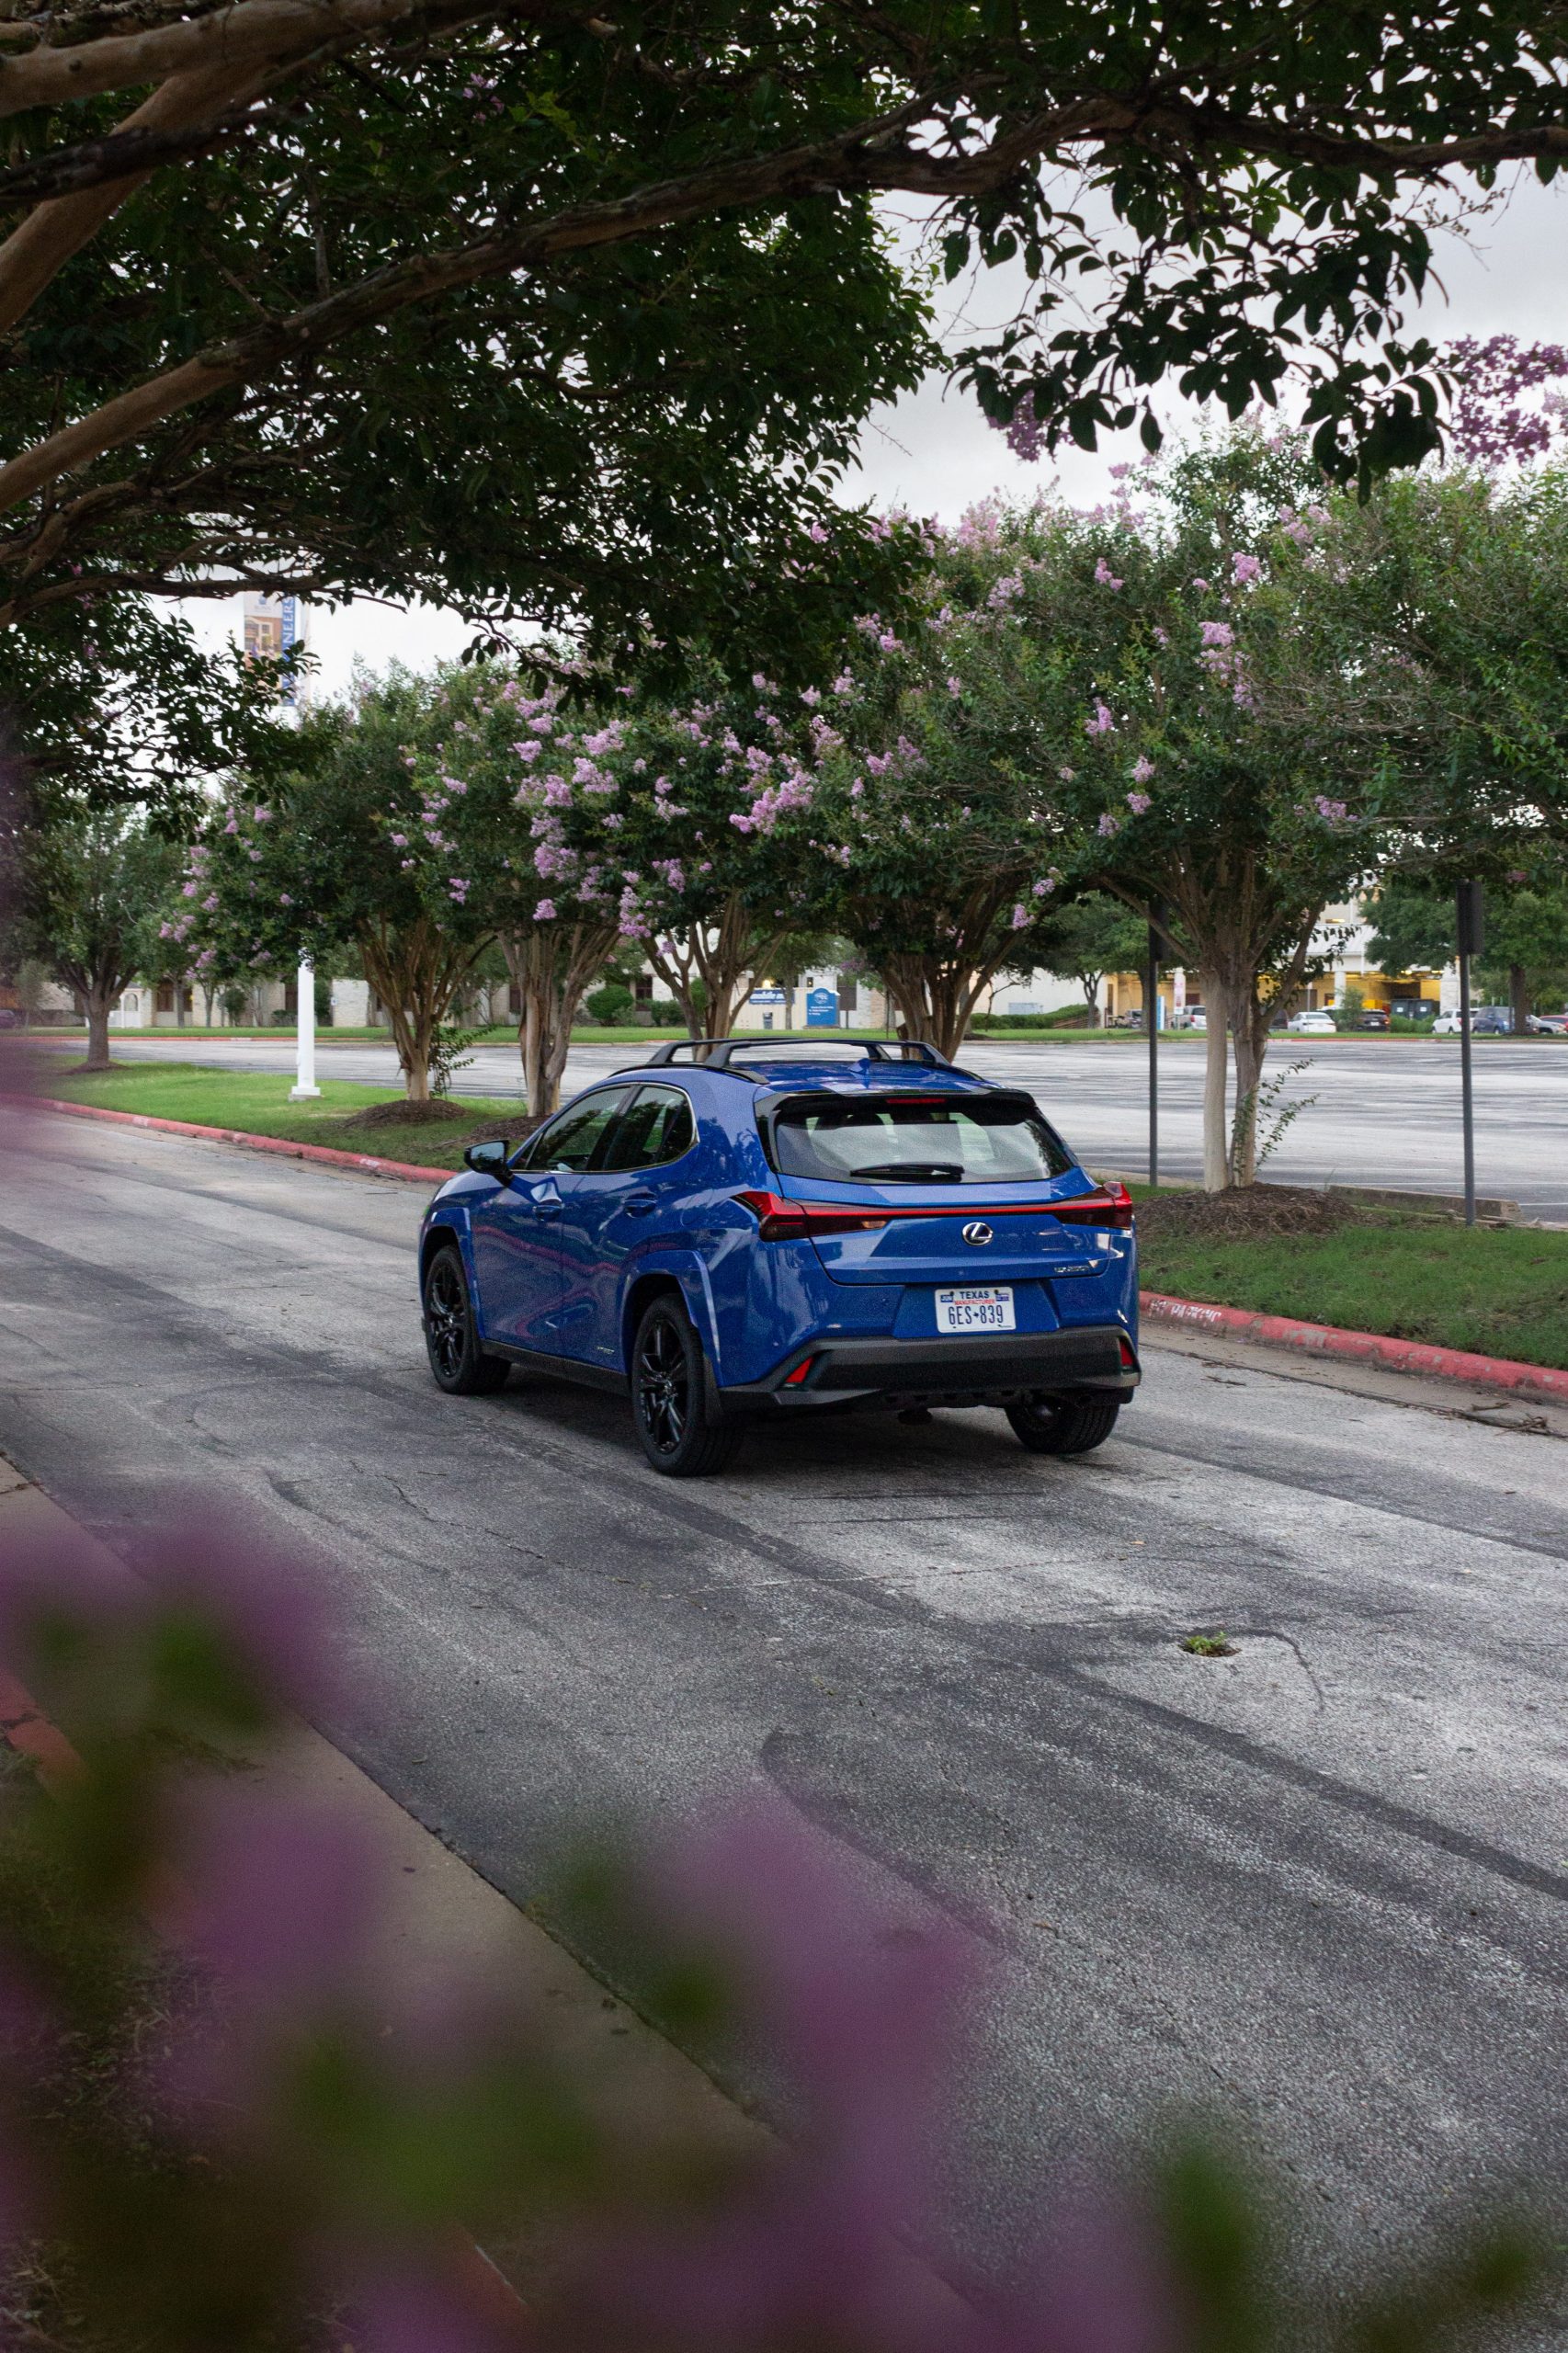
<box><xmin>522</xmin><ymin>1090</ymin><xmax>627</xmax><ymax>1174</ymax></box>
<box><xmin>598</xmin><ymin>1085</ymin><xmax>696</xmax><ymax>1174</ymax></box>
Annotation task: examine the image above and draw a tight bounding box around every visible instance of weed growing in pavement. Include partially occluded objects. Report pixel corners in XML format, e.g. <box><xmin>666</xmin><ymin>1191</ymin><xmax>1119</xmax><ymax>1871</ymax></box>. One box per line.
<box><xmin>1181</xmin><ymin>1630</ymin><xmax>1240</xmax><ymax>1656</ymax></box>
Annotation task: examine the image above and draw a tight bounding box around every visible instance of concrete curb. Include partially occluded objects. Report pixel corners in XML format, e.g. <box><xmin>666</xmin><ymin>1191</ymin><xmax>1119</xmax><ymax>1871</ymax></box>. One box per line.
<box><xmin>15</xmin><ymin>1093</ymin><xmax>454</xmax><ymax>1185</ymax></box>
<box><xmin>1140</xmin><ymin>1291</ymin><xmax>1568</xmax><ymax>1405</ymax></box>
<box><xmin>21</xmin><ymin>1095</ymin><xmax>1565</xmax><ymax>1407</ymax></box>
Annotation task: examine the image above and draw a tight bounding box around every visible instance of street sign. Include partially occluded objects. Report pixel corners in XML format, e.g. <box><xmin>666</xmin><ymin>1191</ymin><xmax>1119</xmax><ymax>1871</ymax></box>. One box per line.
<box><xmin>806</xmin><ymin>987</ymin><xmax>839</xmax><ymax>1029</ymax></box>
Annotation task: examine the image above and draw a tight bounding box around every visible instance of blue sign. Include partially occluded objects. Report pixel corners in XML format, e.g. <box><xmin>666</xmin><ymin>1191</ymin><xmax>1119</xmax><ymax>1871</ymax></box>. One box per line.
<box><xmin>750</xmin><ymin>987</ymin><xmax>784</xmax><ymax>1005</ymax></box>
<box><xmin>806</xmin><ymin>987</ymin><xmax>839</xmax><ymax>1029</ymax></box>
<box><xmin>279</xmin><ymin>595</ymin><xmax>300</xmax><ymax>706</ymax></box>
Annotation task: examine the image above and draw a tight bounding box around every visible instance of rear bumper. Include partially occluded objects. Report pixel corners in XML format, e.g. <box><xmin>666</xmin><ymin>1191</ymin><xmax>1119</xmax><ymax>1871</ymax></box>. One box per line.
<box><xmin>719</xmin><ymin>1324</ymin><xmax>1139</xmax><ymax>1415</ymax></box>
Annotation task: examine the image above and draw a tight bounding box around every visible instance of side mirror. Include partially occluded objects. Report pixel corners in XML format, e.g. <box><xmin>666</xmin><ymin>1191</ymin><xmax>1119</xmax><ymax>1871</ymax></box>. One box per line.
<box><xmin>463</xmin><ymin>1139</ymin><xmax>510</xmax><ymax>1180</ymax></box>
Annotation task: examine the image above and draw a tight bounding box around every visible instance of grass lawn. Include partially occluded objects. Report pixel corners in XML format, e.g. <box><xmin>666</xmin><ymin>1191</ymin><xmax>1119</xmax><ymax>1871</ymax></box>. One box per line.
<box><xmin>26</xmin><ymin>1060</ymin><xmax>528</xmax><ymax>1172</ymax></box>
<box><xmin>1137</xmin><ymin>1199</ymin><xmax>1568</xmax><ymax>1370</ymax></box>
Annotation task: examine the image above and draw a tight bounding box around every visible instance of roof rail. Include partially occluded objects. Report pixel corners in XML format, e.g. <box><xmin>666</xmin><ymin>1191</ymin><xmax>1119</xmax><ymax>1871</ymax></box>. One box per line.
<box><xmin>635</xmin><ymin>1036</ymin><xmax>951</xmax><ymax>1072</ymax></box>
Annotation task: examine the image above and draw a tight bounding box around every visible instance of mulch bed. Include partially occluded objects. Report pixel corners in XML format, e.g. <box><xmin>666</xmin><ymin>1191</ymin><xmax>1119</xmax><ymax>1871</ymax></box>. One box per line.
<box><xmin>1134</xmin><ymin>1183</ymin><xmax>1363</xmax><ymax>1242</ymax></box>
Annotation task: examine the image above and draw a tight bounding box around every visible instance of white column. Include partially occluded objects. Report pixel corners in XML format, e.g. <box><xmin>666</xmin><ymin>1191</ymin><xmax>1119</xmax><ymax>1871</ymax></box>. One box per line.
<box><xmin>289</xmin><ymin>954</ymin><xmax>321</xmax><ymax>1098</ymax></box>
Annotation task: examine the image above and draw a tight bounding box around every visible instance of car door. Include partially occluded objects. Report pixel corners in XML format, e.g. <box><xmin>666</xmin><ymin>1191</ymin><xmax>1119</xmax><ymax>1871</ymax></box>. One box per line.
<box><xmin>550</xmin><ymin>1085</ymin><xmax>699</xmax><ymax>1369</ymax></box>
<box><xmin>469</xmin><ymin>1088</ymin><xmax>629</xmax><ymax>1351</ymax></box>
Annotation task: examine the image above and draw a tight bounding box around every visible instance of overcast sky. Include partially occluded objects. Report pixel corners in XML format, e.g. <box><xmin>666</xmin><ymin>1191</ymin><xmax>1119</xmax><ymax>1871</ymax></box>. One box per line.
<box><xmin>185</xmin><ymin>168</ymin><xmax>1566</xmax><ymax>699</ymax></box>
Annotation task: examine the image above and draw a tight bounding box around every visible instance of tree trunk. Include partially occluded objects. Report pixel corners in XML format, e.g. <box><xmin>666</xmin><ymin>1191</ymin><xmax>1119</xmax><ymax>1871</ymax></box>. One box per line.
<box><xmin>358</xmin><ymin>915</ymin><xmax>476</xmax><ymax>1103</ymax></box>
<box><xmin>174</xmin><ymin>980</ymin><xmax>186</xmax><ymax>1029</ymax></box>
<box><xmin>82</xmin><ymin>987</ymin><xmax>114</xmax><ymax>1070</ymax></box>
<box><xmin>1200</xmin><ymin>972</ymin><xmax>1231</xmax><ymax>1190</ymax></box>
<box><xmin>645</xmin><ymin>896</ymin><xmax>777</xmax><ymax>1051</ymax></box>
<box><xmin>1510</xmin><ymin>963</ymin><xmax>1529</xmax><ymax>1036</ymax></box>
<box><xmin>502</xmin><ymin>919</ymin><xmax>619</xmax><ymax>1120</ymax></box>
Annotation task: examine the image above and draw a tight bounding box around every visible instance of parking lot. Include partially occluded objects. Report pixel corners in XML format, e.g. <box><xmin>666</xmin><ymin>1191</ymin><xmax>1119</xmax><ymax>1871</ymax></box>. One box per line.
<box><xmin>62</xmin><ymin>1029</ymin><xmax>1568</xmax><ymax>1220</ymax></box>
<box><xmin>2</xmin><ymin>1108</ymin><xmax>1563</xmax><ymax>2321</ymax></box>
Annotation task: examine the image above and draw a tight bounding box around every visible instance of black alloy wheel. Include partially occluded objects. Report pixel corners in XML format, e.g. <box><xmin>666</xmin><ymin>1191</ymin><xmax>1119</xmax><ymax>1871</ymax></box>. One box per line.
<box><xmin>631</xmin><ymin>1299</ymin><xmax>738</xmax><ymax>1478</ymax></box>
<box><xmin>1005</xmin><ymin>1392</ymin><xmax>1121</xmax><ymax>1456</ymax></box>
<box><xmin>423</xmin><ymin>1245</ymin><xmax>509</xmax><ymax>1395</ymax></box>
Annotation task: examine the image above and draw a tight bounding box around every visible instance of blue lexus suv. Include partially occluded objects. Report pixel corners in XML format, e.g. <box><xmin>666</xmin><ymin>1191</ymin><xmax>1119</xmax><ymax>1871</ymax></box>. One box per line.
<box><xmin>418</xmin><ymin>1039</ymin><xmax>1139</xmax><ymax>1475</ymax></box>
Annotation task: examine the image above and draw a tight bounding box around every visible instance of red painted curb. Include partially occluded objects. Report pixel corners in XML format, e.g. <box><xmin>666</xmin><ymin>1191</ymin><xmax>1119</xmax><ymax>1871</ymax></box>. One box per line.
<box><xmin>1141</xmin><ymin>1290</ymin><xmax>1568</xmax><ymax>1404</ymax></box>
<box><xmin>15</xmin><ymin>1095</ymin><xmax>453</xmax><ymax>1185</ymax></box>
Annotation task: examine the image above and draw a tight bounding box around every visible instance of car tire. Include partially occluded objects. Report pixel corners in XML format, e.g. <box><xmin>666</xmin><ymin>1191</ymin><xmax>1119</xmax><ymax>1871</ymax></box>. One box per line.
<box><xmin>631</xmin><ymin>1297</ymin><xmax>739</xmax><ymax>1478</ymax></box>
<box><xmin>1006</xmin><ymin>1392</ymin><xmax>1121</xmax><ymax>1456</ymax></box>
<box><xmin>423</xmin><ymin>1243</ymin><xmax>510</xmax><ymax>1395</ymax></box>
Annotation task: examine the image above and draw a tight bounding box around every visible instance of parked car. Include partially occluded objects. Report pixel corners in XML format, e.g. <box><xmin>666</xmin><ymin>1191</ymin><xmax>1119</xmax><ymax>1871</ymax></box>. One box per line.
<box><xmin>1108</xmin><ymin>1008</ymin><xmax>1146</xmax><ymax>1029</ymax></box>
<box><xmin>1432</xmin><ymin>1007</ymin><xmax>1511</xmax><ymax>1036</ymax></box>
<box><xmin>1355</xmin><ymin>1008</ymin><xmax>1391</xmax><ymax>1030</ymax></box>
<box><xmin>1525</xmin><ymin>1011</ymin><xmax>1568</xmax><ymax>1035</ymax></box>
<box><xmin>1287</xmin><ymin>1010</ymin><xmax>1336</xmax><ymax>1035</ymax></box>
<box><xmin>418</xmin><ymin>1040</ymin><xmax>1140</xmax><ymax>1477</ymax></box>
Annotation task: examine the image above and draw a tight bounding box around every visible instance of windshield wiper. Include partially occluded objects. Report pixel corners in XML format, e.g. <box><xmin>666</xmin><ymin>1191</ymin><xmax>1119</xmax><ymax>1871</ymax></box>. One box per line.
<box><xmin>849</xmin><ymin>1161</ymin><xmax>965</xmax><ymax>1181</ymax></box>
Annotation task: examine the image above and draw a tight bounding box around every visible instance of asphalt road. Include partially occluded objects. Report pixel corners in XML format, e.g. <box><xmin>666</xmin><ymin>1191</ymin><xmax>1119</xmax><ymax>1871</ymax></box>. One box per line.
<box><xmin>2</xmin><ymin>1111</ymin><xmax>1564</xmax><ymax>2327</ymax></box>
<box><xmin>68</xmin><ymin>1029</ymin><xmax>1568</xmax><ymax>1219</ymax></box>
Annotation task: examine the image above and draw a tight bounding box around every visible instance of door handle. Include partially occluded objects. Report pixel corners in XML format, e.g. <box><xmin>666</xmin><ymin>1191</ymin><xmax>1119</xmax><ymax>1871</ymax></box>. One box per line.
<box><xmin>625</xmin><ymin>1191</ymin><xmax>657</xmax><ymax>1216</ymax></box>
<box><xmin>526</xmin><ymin>1187</ymin><xmax>562</xmax><ymax>1218</ymax></box>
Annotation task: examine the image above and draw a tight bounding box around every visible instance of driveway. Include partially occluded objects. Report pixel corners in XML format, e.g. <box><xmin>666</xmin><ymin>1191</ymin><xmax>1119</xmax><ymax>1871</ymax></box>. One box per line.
<box><xmin>1</xmin><ymin>1111</ymin><xmax>1563</xmax><ymax>2320</ymax></box>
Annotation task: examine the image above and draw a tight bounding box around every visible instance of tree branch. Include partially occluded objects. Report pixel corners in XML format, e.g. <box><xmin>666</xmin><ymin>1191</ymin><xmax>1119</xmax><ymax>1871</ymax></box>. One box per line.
<box><xmin>2</xmin><ymin>65</ymin><xmax>1566</xmax><ymax>521</ymax></box>
<box><xmin>0</xmin><ymin>0</ymin><xmax>576</xmax><ymax>116</ymax></box>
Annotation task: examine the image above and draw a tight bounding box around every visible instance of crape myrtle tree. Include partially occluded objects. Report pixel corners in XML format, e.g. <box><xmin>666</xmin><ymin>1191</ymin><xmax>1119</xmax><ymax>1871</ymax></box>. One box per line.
<box><xmin>800</xmin><ymin>591</ymin><xmax>1077</xmax><ymax>1059</ymax></box>
<box><xmin>415</xmin><ymin>665</ymin><xmax>634</xmax><ymax>1118</ymax></box>
<box><xmin>17</xmin><ymin>807</ymin><xmax>183</xmax><ymax>1066</ymax></box>
<box><xmin>611</xmin><ymin>674</ymin><xmax>856</xmax><ymax>1044</ymax></box>
<box><xmin>1273</xmin><ymin>455</ymin><xmax>1568</xmax><ymax>872</ymax></box>
<box><xmin>937</xmin><ymin>445</ymin><xmax>1387</xmax><ymax>1187</ymax></box>
<box><xmin>182</xmin><ymin>676</ymin><xmax>497</xmax><ymax>1100</ymax></box>
<box><xmin>4</xmin><ymin>0</ymin><xmax>1568</xmax><ymax>654</ymax></box>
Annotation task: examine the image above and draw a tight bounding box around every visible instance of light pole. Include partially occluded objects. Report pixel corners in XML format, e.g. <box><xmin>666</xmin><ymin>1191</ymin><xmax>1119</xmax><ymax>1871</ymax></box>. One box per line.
<box><xmin>289</xmin><ymin>953</ymin><xmax>321</xmax><ymax>1100</ymax></box>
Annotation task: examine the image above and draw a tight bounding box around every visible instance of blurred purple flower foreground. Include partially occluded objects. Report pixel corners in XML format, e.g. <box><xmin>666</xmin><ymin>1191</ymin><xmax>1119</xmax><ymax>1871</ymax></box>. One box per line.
<box><xmin>0</xmin><ymin>1515</ymin><xmax>1547</xmax><ymax>2353</ymax></box>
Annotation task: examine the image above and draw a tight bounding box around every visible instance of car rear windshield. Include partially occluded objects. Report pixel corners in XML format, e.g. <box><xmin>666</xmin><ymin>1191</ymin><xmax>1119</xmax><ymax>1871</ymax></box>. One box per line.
<box><xmin>770</xmin><ymin>1093</ymin><xmax>1074</xmax><ymax>1186</ymax></box>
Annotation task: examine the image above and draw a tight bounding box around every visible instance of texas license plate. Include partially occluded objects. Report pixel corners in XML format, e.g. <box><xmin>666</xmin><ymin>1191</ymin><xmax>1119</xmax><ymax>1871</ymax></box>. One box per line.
<box><xmin>935</xmin><ymin>1286</ymin><xmax>1015</xmax><ymax>1334</ymax></box>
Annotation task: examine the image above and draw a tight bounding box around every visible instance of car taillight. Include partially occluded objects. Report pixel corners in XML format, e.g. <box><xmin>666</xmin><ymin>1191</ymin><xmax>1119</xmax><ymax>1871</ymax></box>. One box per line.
<box><xmin>733</xmin><ymin>1189</ymin><xmax>890</xmax><ymax>1239</ymax></box>
<box><xmin>1051</xmin><ymin>1182</ymin><xmax>1136</xmax><ymax>1230</ymax></box>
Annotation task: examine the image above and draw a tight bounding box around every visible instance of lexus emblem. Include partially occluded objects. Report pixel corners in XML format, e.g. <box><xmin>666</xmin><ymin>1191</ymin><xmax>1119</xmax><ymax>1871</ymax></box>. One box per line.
<box><xmin>961</xmin><ymin>1221</ymin><xmax>994</xmax><ymax>1247</ymax></box>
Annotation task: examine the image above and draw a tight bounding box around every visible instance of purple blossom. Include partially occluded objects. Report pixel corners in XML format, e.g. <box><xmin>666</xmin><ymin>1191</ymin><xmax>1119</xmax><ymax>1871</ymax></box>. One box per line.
<box><xmin>1127</xmin><ymin>791</ymin><xmax>1152</xmax><ymax>815</ymax></box>
<box><xmin>1131</xmin><ymin>756</ymin><xmax>1155</xmax><ymax>782</ymax></box>
<box><xmin>1098</xmin><ymin>812</ymin><xmax>1121</xmax><ymax>836</ymax></box>
<box><xmin>1189</xmin><ymin>577</ymin><xmax>1210</xmax><ymax>593</ymax></box>
<box><xmin>1010</xmin><ymin>904</ymin><xmax>1029</xmax><ymax>930</ymax></box>
<box><xmin>1232</xmin><ymin>552</ymin><xmax>1264</xmax><ymax>585</ymax></box>
<box><xmin>534</xmin><ymin>897</ymin><xmax>557</xmax><ymax>921</ymax></box>
<box><xmin>1094</xmin><ymin>558</ymin><xmax>1124</xmax><ymax>589</ymax></box>
<box><xmin>1085</xmin><ymin>702</ymin><xmax>1116</xmax><ymax>736</ymax></box>
<box><xmin>1200</xmin><ymin>621</ymin><xmax>1235</xmax><ymax>648</ymax></box>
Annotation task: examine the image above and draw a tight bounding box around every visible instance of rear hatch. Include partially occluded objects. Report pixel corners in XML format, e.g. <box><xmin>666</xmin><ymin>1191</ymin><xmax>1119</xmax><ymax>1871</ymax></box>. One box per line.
<box><xmin>757</xmin><ymin>1088</ymin><xmax>1130</xmax><ymax>1302</ymax></box>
